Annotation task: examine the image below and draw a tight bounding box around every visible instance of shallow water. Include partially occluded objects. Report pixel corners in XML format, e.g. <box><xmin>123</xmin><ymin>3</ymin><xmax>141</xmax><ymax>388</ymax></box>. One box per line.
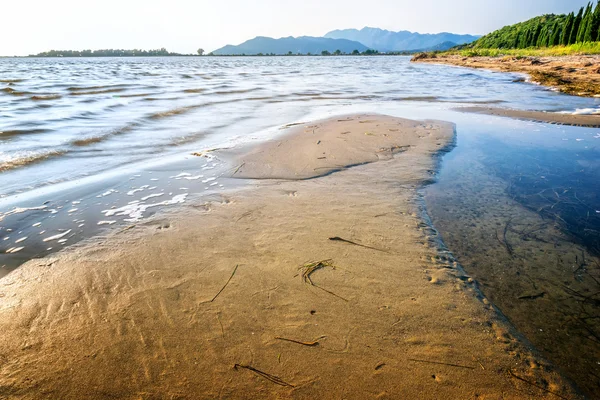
<box><xmin>423</xmin><ymin>112</ymin><xmax>600</xmax><ymax>397</ymax></box>
<box><xmin>1</xmin><ymin>56</ymin><xmax>600</xmax><ymax>396</ymax></box>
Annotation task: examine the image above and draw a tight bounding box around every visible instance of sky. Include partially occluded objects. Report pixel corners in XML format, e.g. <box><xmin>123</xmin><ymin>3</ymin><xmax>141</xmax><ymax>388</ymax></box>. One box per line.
<box><xmin>0</xmin><ymin>0</ymin><xmax>591</xmax><ymax>56</ymax></box>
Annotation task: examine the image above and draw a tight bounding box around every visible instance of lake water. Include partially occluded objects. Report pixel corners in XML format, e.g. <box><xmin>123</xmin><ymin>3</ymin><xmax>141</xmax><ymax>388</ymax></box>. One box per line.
<box><xmin>1</xmin><ymin>56</ymin><xmax>599</xmax><ymax>396</ymax></box>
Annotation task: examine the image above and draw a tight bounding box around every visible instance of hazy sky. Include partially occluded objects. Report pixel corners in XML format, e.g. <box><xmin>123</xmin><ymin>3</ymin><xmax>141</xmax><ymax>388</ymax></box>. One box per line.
<box><xmin>1</xmin><ymin>0</ymin><xmax>590</xmax><ymax>56</ymax></box>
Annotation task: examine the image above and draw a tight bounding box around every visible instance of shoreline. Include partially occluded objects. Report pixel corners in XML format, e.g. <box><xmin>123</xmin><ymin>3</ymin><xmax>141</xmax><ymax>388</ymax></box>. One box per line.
<box><xmin>0</xmin><ymin>114</ymin><xmax>582</xmax><ymax>399</ymax></box>
<box><xmin>455</xmin><ymin>105</ymin><xmax>600</xmax><ymax>127</ymax></box>
<box><xmin>412</xmin><ymin>53</ymin><xmax>600</xmax><ymax>97</ymax></box>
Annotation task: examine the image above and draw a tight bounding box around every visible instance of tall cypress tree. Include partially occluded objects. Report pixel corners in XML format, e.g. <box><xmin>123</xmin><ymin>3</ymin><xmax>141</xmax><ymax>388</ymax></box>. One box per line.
<box><xmin>562</xmin><ymin>12</ymin><xmax>575</xmax><ymax>45</ymax></box>
<box><xmin>578</xmin><ymin>3</ymin><xmax>593</xmax><ymax>42</ymax></box>
<box><xmin>589</xmin><ymin>1</ymin><xmax>600</xmax><ymax>42</ymax></box>
<box><xmin>570</xmin><ymin>7</ymin><xmax>584</xmax><ymax>44</ymax></box>
<box><xmin>550</xmin><ymin>22</ymin><xmax>562</xmax><ymax>46</ymax></box>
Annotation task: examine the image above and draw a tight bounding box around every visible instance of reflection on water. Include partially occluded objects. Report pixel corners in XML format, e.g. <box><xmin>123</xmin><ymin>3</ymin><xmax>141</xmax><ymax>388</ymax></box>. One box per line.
<box><xmin>424</xmin><ymin>114</ymin><xmax>600</xmax><ymax>397</ymax></box>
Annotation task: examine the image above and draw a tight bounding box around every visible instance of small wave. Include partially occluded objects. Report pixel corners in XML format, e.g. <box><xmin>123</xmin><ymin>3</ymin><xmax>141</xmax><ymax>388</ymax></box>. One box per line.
<box><xmin>0</xmin><ymin>150</ymin><xmax>66</xmax><ymax>172</ymax></box>
<box><xmin>1</xmin><ymin>87</ymin><xmax>29</xmax><ymax>96</ymax></box>
<box><xmin>183</xmin><ymin>88</ymin><xmax>206</xmax><ymax>93</ymax></box>
<box><xmin>148</xmin><ymin>106</ymin><xmax>195</xmax><ymax>120</ymax></box>
<box><xmin>67</xmin><ymin>84</ymin><xmax>129</xmax><ymax>92</ymax></box>
<box><xmin>558</xmin><ymin>108</ymin><xmax>600</xmax><ymax>116</ymax></box>
<box><xmin>0</xmin><ymin>128</ymin><xmax>49</xmax><ymax>138</ymax></box>
<box><xmin>71</xmin><ymin>123</ymin><xmax>138</xmax><ymax>146</ymax></box>
<box><xmin>31</xmin><ymin>94</ymin><xmax>62</xmax><ymax>101</ymax></box>
<box><xmin>213</xmin><ymin>88</ymin><xmax>261</xmax><ymax>95</ymax></box>
<box><xmin>70</xmin><ymin>88</ymin><xmax>125</xmax><ymax>96</ymax></box>
<box><xmin>119</xmin><ymin>92</ymin><xmax>156</xmax><ymax>98</ymax></box>
<box><xmin>0</xmin><ymin>79</ymin><xmax>24</xmax><ymax>83</ymax></box>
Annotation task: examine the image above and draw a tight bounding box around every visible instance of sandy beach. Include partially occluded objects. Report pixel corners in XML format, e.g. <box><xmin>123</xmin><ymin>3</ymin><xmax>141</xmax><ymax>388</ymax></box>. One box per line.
<box><xmin>0</xmin><ymin>115</ymin><xmax>582</xmax><ymax>399</ymax></box>
<box><xmin>412</xmin><ymin>54</ymin><xmax>600</xmax><ymax>97</ymax></box>
<box><xmin>455</xmin><ymin>106</ymin><xmax>600</xmax><ymax>127</ymax></box>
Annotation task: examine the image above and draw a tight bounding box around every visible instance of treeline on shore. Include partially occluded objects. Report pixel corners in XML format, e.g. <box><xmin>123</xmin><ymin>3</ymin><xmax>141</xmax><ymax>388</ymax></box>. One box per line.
<box><xmin>473</xmin><ymin>1</ymin><xmax>600</xmax><ymax>49</ymax></box>
<box><xmin>30</xmin><ymin>48</ymin><xmax>191</xmax><ymax>57</ymax></box>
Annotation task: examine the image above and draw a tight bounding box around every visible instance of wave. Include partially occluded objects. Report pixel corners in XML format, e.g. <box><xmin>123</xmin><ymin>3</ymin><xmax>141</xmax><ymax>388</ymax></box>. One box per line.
<box><xmin>0</xmin><ymin>150</ymin><xmax>67</xmax><ymax>172</ymax></box>
<box><xmin>183</xmin><ymin>88</ymin><xmax>206</xmax><ymax>93</ymax></box>
<box><xmin>0</xmin><ymin>128</ymin><xmax>50</xmax><ymax>138</ymax></box>
<box><xmin>67</xmin><ymin>84</ymin><xmax>130</xmax><ymax>92</ymax></box>
<box><xmin>0</xmin><ymin>79</ymin><xmax>24</xmax><ymax>83</ymax></box>
<box><xmin>1</xmin><ymin>87</ymin><xmax>29</xmax><ymax>96</ymax></box>
<box><xmin>71</xmin><ymin>123</ymin><xmax>139</xmax><ymax>146</ymax></box>
<box><xmin>31</xmin><ymin>94</ymin><xmax>62</xmax><ymax>101</ymax></box>
<box><xmin>70</xmin><ymin>88</ymin><xmax>126</xmax><ymax>96</ymax></box>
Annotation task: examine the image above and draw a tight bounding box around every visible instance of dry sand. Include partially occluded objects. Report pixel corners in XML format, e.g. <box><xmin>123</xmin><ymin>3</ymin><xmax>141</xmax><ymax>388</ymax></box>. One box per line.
<box><xmin>0</xmin><ymin>114</ymin><xmax>582</xmax><ymax>399</ymax></box>
<box><xmin>413</xmin><ymin>54</ymin><xmax>600</xmax><ymax>97</ymax></box>
<box><xmin>455</xmin><ymin>106</ymin><xmax>600</xmax><ymax>127</ymax></box>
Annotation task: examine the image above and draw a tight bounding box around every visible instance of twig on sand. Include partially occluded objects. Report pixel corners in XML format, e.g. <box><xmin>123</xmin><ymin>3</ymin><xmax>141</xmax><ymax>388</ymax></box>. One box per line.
<box><xmin>508</xmin><ymin>370</ymin><xmax>570</xmax><ymax>400</ymax></box>
<box><xmin>234</xmin><ymin>364</ymin><xmax>295</xmax><ymax>387</ymax></box>
<box><xmin>496</xmin><ymin>218</ymin><xmax>515</xmax><ymax>257</ymax></box>
<box><xmin>275</xmin><ymin>336</ymin><xmax>325</xmax><ymax>347</ymax></box>
<box><xmin>204</xmin><ymin>264</ymin><xmax>239</xmax><ymax>303</ymax></box>
<box><xmin>299</xmin><ymin>260</ymin><xmax>349</xmax><ymax>302</ymax></box>
<box><xmin>329</xmin><ymin>236</ymin><xmax>389</xmax><ymax>253</ymax></box>
<box><xmin>408</xmin><ymin>358</ymin><xmax>475</xmax><ymax>370</ymax></box>
<box><xmin>232</xmin><ymin>162</ymin><xmax>245</xmax><ymax>176</ymax></box>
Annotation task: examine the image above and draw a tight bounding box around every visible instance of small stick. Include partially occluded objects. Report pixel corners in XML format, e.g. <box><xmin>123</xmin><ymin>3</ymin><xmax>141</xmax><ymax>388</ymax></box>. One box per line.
<box><xmin>232</xmin><ymin>162</ymin><xmax>245</xmax><ymax>176</ymax></box>
<box><xmin>408</xmin><ymin>358</ymin><xmax>475</xmax><ymax>370</ymax></box>
<box><xmin>275</xmin><ymin>336</ymin><xmax>324</xmax><ymax>346</ymax></box>
<box><xmin>234</xmin><ymin>364</ymin><xmax>295</xmax><ymax>387</ymax></box>
<box><xmin>207</xmin><ymin>265</ymin><xmax>239</xmax><ymax>303</ymax></box>
<box><xmin>329</xmin><ymin>236</ymin><xmax>389</xmax><ymax>253</ymax></box>
<box><xmin>216</xmin><ymin>313</ymin><xmax>224</xmax><ymax>338</ymax></box>
<box><xmin>508</xmin><ymin>370</ymin><xmax>570</xmax><ymax>400</ymax></box>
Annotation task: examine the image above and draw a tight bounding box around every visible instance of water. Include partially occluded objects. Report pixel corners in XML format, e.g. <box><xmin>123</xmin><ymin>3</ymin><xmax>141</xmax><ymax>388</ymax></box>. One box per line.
<box><xmin>1</xmin><ymin>56</ymin><xmax>600</xmax><ymax>396</ymax></box>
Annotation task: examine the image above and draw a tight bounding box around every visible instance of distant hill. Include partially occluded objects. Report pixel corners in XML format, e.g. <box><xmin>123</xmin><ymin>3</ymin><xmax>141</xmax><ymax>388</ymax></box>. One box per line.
<box><xmin>417</xmin><ymin>41</ymin><xmax>459</xmax><ymax>52</ymax></box>
<box><xmin>212</xmin><ymin>36</ymin><xmax>369</xmax><ymax>55</ymax></box>
<box><xmin>470</xmin><ymin>2</ymin><xmax>600</xmax><ymax>49</ymax></box>
<box><xmin>324</xmin><ymin>27</ymin><xmax>479</xmax><ymax>52</ymax></box>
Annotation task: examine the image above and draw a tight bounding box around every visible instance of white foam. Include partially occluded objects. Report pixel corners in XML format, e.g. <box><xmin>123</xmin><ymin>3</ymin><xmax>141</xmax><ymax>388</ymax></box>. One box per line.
<box><xmin>102</xmin><ymin>194</ymin><xmax>188</xmax><ymax>221</ymax></box>
<box><xmin>558</xmin><ymin>108</ymin><xmax>600</xmax><ymax>115</ymax></box>
<box><xmin>68</xmin><ymin>208</ymin><xmax>78</xmax><ymax>213</ymax></box>
<box><xmin>183</xmin><ymin>175</ymin><xmax>204</xmax><ymax>180</ymax></box>
<box><xmin>98</xmin><ymin>220</ymin><xmax>116</xmax><ymax>225</ymax></box>
<box><xmin>202</xmin><ymin>177</ymin><xmax>216</xmax><ymax>183</ymax></box>
<box><xmin>127</xmin><ymin>185</ymin><xmax>150</xmax><ymax>196</ymax></box>
<box><xmin>5</xmin><ymin>246</ymin><xmax>24</xmax><ymax>254</ymax></box>
<box><xmin>141</xmin><ymin>193</ymin><xmax>164</xmax><ymax>201</ymax></box>
<box><xmin>98</xmin><ymin>189</ymin><xmax>117</xmax><ymax>198</ymax></box>
<box><xmin>43</xmin><ymin>229</ymin><xmax>72</xmax><ymax>242</ymax></box>
<box><xmin>0</xmin><ymin>205</ymin><xmax>47</xmax><ymax>222</ymax></box>
<box><xmin>171</xmin><ymin>173</ymin><xmax>191</xmax><ymax>178</ymax></box>
<box><xmin>15</xmin><ymin>237</ymin><xmax>27</xmax><ymax>243</ymax></box>
<box><xmin>32</xmin><ymin>222</ymin><xmax>41</xmax><ymax>227</ymax></box>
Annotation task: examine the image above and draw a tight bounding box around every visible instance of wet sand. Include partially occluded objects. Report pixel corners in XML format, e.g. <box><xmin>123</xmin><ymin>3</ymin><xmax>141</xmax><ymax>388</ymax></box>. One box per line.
<box><xmin>456</xmin><ymin>106</ymin><xmax>600</xmax><ymax>127</ymax></box>
<box><xmin>413</xmin><ymin>54</ymin><xmax>600</xmax><ymax>97</ymax></box>
<box><xmin>0</xmin><ymin>115</ymin><xmax>582</xmax><ymax>399</ymax></box>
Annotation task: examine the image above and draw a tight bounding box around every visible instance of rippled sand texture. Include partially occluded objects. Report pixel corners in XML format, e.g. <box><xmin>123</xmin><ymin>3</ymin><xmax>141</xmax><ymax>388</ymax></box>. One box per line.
<box><xmin>0</xmin><ymin>115</ymin><xmax>580</xmax><ymax>399</ymax></box>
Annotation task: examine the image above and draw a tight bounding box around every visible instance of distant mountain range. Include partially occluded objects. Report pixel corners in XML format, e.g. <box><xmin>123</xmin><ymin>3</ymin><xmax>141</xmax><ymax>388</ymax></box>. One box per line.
<box><xmin>324</xmin><ymin>27</ymin><xmax>480</xmax><ymax>52</ymax></box>
<box><xmin>211</xmin><ymin>27</ymin><xmax>480</xmax><ymax>55</ymax></box>
<box><xmin>212</xmin><ymin>36</ymin><xmax>369</xmax><ymax>55</ymax></box>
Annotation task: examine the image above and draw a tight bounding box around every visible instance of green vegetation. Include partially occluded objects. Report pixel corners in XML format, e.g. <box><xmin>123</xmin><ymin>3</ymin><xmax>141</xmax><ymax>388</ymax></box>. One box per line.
<box><xmin>469</xmin><ymin>1</ymin><xmax>600</xmax><ymax>50</ymax></box>
<box><xmin>30</xmin><ymin>48</ymin><xmax>193</xmax><ymax>57</ymax></box>
<box><xmin>452</xmin><ymin>42</ymin><xmax>600</xmax><ymax>57</ymax></box>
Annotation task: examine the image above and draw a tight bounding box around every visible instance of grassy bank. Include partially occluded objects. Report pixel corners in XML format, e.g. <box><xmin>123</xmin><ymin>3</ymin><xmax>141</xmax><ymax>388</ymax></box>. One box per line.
<box><xmin>444</xmin><ymin>42</ymin><xmax>600</xmax><ymax>57</ymax></box>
